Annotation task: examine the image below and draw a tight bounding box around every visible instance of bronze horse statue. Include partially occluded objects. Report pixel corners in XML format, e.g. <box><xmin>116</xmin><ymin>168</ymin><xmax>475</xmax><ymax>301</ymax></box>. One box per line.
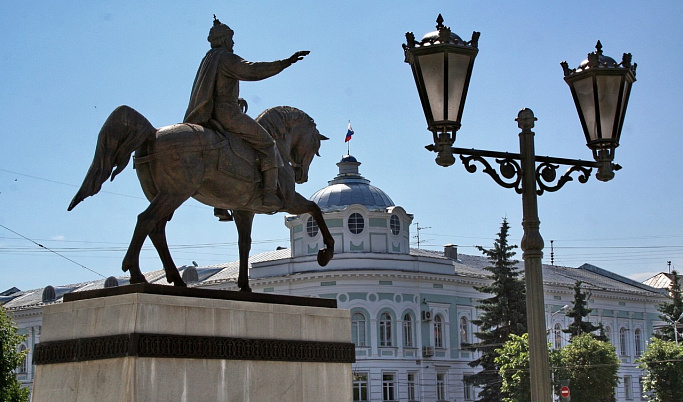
<box><xmin>68</xmin><ymin>105</ymin><xmax>334</xmax><ymax>291</ymax></box>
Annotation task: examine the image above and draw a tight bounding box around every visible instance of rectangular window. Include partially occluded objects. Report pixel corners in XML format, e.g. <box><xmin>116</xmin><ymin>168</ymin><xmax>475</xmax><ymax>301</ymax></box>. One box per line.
<box><xmin>624</xmin><ymin>376</ymin><xmax>633</xmax><ymax>400</ymax></box>
<box><xmin>403</xmin><ymin>317</ymin><xmax>414</xmax><ymax>347</ymax></box>
<box><xmin>407</xmin><ymin>372</ymin><xmax>418</xmax><ymax>401</ymax></box>
<box><xmin>352</xmin><ymin>313</ymin><xmax>366</xmax><ymax>347</ymax></box>
<box><xmin>620</xmin><ymin>328</ymin><xmax>628</xmax><ymax>356</ymax></box>
<box><xmin>380</xmin><ymin>313</ymin><xmax>393</xmax><ymax>347</ymax></box>
<box><xmin>463</xmin><ymin>374</ymin><xmax>474</xmax><ymax>400</ymax></box>
<box><xmin>353</xmin><ymin>372</ymin><xmax>368</xmax><ymax>402</ymax></box>
<box><xmin>382</xmin><ymin>373</ymin><xmax>396</xmax><ymax>401</ymax></box>
<box><xmin>437</xmin><ymin>372</ymin><xmax>446</xmax><ymax>401</ymax></box>
<box><xmin>434</xmin><ymin>316</ymin><xmax>444</xmax><ymax>348</ymax></box>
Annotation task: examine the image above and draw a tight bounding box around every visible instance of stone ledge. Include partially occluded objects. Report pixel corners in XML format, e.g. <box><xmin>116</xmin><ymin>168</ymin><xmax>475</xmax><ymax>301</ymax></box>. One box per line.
<box><xmin>63</xmin><ymin>282</ymin><xmax>336</xmax><ymax>308</ymax></box>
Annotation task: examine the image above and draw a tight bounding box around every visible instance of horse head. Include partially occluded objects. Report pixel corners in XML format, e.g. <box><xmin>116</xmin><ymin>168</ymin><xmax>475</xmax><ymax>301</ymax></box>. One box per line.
<box><xmin>256</xmin><ymin>106</ymin><xmax>328</xmax><ymax>184</ymax></box>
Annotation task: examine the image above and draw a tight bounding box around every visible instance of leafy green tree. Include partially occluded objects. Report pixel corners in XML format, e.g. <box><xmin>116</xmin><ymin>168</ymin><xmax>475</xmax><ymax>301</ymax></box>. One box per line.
<box><xmin>495</xmin><ymin>333</ymin><xmax>562</xmax><ymax>402</ymax></box>
<box><xmin>495</xmin><ymin>333</ymin><xmax>531</xmax><ymax>402</ymax></box>
<box><xmin>1</xmin><ymin>307</ymin><xmax>30</xmax><ymax>402</ymax></box>
<box><xmin>654</xmin><ymin>270</ymin><xmax>683</xmax><ymax>342</ymax></box>
<box><xmin>563</xmin><ymin>281</ymin><xmax>606</xmax><ymax>341</ymax></box>
<box><xmin>555</xmin><ymin>333</ymin><xmax>619</xmax><ymax>402</ymax></box>
<box><xmin>468</xmin><ymin>218</ymin><xmax>527</xmax><ymax>401</ymax></box>
<box><xmin>637</xmin><ymin>338</ymin><xmax>683</xmax><ymax>402</ymax></box>
<box><xmin>497</xmin><ymin>333</ymin><xmax>618</xmax><ymax>402</ymax></box>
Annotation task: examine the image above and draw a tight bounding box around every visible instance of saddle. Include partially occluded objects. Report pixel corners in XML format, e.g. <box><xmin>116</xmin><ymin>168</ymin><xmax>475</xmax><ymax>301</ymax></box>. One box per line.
<box><xmin>209</xmin><ymin>119</ymin><xmax>262</xmax><ymax>184</ymax></box>
<box><xmin>134</xmin><ymin>120</ymin><xmax>264</xmax><ymax>184</ymax></box>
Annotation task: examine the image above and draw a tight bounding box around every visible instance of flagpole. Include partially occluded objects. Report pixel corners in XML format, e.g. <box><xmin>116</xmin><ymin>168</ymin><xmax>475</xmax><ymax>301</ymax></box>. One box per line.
<box><xmin>345</xmin><ymin>120</ymin><xmax>354</xmax><ymax>155</ymax></box>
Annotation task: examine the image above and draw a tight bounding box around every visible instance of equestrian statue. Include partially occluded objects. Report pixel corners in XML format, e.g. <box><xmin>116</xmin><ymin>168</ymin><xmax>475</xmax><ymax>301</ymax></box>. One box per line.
<box><xmin>68</xmin><ymin>16</ymin><xmax>334</xmax><ymax>292</ymax></box>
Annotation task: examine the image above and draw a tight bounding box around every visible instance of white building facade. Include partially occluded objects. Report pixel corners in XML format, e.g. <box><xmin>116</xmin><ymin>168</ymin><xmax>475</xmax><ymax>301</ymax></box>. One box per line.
<box><xmin>3</xmin><ymin>155</ymin><xmax>668</xmax><ymax>401</ymax></box>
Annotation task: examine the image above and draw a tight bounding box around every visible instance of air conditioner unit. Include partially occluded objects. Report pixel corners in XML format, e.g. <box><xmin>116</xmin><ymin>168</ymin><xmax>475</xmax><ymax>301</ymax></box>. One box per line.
<box><xmin>423</xmin><ymin>346</ymin><xmax>435</xmax><ymax>357</ymax></box>
<box><xmin>421</xmin><ymin>310</ymin><xmax>433</xmax><ymax>321</ymax></box>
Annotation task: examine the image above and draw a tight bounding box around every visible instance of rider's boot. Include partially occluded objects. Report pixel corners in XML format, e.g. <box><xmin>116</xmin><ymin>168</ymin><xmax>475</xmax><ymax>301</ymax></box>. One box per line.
<box><xmin>262</xmin><ymin>167</ymin><xmax>282</xmax><ymax>210</ymax></box>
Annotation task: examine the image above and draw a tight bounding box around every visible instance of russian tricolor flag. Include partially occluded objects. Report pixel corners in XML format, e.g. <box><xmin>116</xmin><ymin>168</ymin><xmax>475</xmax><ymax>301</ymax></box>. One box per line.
<box><xmin>345</xmin><ymin>122</ymin><xmax>354</xmax><ymax>142</ymax></box>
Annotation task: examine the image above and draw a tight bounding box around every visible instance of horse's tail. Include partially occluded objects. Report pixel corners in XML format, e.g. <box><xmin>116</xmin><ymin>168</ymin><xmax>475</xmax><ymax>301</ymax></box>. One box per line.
<box><xmin>68</xmin><ymin>105</ymin><xmax>156</xmax><ymax>211</ymax></box>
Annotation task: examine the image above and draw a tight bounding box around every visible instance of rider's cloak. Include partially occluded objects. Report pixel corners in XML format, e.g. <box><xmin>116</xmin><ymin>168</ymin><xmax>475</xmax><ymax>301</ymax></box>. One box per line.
<box><xmin>184</xmin><ymin>48</ymin><xmax>289</xmax><ymax>127</ymax></box>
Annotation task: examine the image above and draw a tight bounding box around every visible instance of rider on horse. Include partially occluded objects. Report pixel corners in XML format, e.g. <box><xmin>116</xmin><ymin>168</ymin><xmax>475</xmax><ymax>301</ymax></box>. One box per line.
<box><xmin>184</xmin><ymin>16</ymin><xmax>309</xmax><ymax>219</ymax></box>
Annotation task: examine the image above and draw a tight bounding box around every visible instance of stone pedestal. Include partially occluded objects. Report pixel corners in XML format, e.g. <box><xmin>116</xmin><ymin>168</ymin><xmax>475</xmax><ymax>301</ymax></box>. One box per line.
<box><xmin>31</xmin><ymin>284</ymin><xmax>354</xmax><ymax>401</ymax></box>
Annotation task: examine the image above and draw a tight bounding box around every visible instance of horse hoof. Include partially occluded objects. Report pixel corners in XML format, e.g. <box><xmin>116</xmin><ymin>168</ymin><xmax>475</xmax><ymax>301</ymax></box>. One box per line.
<box><xmin>239</xmin><ymin>285</ymin><xmax>252</xmax><ymax>292</ymax></box>
<box><xmin>167</xmin><ymin>275</ymin><xmax>187</xmax><ymax>287</ymax></box>
<box><xmin>129</xmin><ymin>275</ymin><xmax>148</xmax><ymax>284</ymax></box>
<box><xmin>317</xmin><ymin>248</ymin><xmax>334</xmax><ymax>266</ymax></box>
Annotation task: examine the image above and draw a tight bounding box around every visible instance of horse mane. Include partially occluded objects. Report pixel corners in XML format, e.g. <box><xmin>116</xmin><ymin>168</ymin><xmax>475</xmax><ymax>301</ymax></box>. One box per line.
<box><xmin>256</xmin><ymin>106</ymin><xmax>311</xmax><ymax>142</ymax></box>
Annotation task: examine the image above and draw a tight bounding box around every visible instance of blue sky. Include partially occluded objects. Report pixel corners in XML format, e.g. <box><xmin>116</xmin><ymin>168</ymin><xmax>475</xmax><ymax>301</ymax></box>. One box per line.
<box><xmin>1</xmin><ymin>1</ymin><xmax>681</xmax><ymax>292</ymax></box>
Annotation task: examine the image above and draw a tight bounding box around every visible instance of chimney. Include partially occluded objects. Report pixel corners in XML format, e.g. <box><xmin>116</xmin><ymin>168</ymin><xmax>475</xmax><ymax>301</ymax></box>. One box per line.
<box><xmin>444</xmin><ymin>244</ymin><xmax>458</xmax><ymax>260</ymax></box>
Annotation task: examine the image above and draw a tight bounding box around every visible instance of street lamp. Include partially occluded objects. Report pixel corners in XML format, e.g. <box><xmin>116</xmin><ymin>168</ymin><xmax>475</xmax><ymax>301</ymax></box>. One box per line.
<box><xmin>402</xmin><ymin>14</ymin><xmax>479</xmax><ymax>167</ymax></box>
<box><xmin>547</xmin><ymin>304</ymin><xmax>570</xmax><ymax>336</ymax></box>
<box><xmin>551</xmin><ymin>304</ymin><xmax>571</xmax><ymax>321</ymax></box>
<box><xmin>562</xmin><ymin>41</ymin><xmax>637</xmax><ymax>181</ymax></box>
<box><xmin>662</xmin><ymin>312</ymin><xmax>683</xmax><ymax>345</ymax></box>
<box><xmin>403</xmin><ymin>15</ymin><xmax>636</xmax><ymax>402</ymax></box>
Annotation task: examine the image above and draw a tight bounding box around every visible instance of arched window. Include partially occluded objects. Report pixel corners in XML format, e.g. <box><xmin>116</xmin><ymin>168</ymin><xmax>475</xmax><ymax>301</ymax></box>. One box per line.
<box><xmin>619</xmin><ymin>327</ymin><xmax>628</xmax><ymax>356</ymax></box>
<box><xmin>17</xmin><ymin>344</ymin><xmax>27</xmax><ymax>374</ymax></box>
<box><xmin>348</xmin><ymin>213</ymin><xmax>365</xmax><ymax>234</ymax></box>
<box><xmin>459</xmin><ymin>316</ymin><xmax>469</xmax><ymax>345</ymax></box>
<box><xmin>554</xmin><ymin>323</ymin><xmax>562</xmax><ymax>349</ymax></box>
<box><xmin>390</xmin><ymin>215</ymin><xmax>401</xmax><ymax>235</ymax></box>
<box><xmin>634</xmin><ymin>329</ymin><xmax>642</xmax><ymax>356</ymax></box>
<box><xmin>181</xmin><ymin>266</ymin><xmax>199</xmax><ymax>283</ymax></box>
<box><xmin>306</xmin><ymin>216</ymin><xmax>319</xmax><ymax>237</ymax></box>
<box><xmin>42</xmin><ymin>285</ymin><xmax>56</xmax><ymax>303</ymax></box>
<box><xmin>351</xmin><ymin>312</ymin><xmax>367</xmax><ymax>347</ymax></box>
<box><xmin>434</xmin><ymin>315</ymin><xmax>444</xmax><ymax>348</ymax></box>
<box><xmin>403</xmin><ymin>313</ymin><xmax>414</xmax><ymax>347</ymax></box>
<box><xmin>379</xmin><ymin>312</ymin><xmax>393</xmax><ymax>347</ymax></box>
<box><xmin>104</xmin><ymin>276</ymin><xmax>119</xmax><ymax>288</ymax></box>
<box><xmin>604</xmin><ymin>326</ymin><xmax>611</xmax><ymax>343</ymax></box>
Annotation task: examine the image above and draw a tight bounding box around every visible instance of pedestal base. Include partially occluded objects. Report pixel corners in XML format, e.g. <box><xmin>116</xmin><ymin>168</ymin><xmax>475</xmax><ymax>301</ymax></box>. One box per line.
<box><xmin>31</xmin><ymin>285</ymin><xmax>354</xmax><ymax>401</ymax></box>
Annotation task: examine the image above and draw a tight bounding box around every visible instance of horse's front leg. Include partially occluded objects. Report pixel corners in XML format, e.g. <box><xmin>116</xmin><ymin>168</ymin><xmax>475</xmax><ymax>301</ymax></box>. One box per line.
<box><xmin>233</xmin><ymin>210</ymin><xmax>255</xmax><ymax>292</ymax></box>
<box><xmin>310</xmin><ymin>203</ymin><xmax>334</xmax><ymax>266</ymax></box>
<box><xmin>286</xmin><ymin>195</ymin><xmax>334</xmax><ymax>266</ymax></box>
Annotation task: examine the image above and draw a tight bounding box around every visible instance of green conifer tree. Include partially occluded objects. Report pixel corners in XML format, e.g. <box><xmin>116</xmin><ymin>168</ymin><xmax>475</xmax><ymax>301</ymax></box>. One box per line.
<box><xmin>468</xmin><ymin>218</ymin><xmax>527</xmax><ymax>401</ymax></box>
<box><xmin>654</xmin><ymin>270</ymin><xmax>683</xmax><ymax>342</ymax></box>
<box><xmin>563</xmin><ymin>281</ymin><xmax>606</xmax><ymax>340</ymax></box>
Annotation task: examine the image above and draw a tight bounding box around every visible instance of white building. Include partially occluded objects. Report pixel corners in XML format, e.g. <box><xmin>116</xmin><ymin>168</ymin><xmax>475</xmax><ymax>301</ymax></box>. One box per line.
<box><xmin>2</xmin><ymin>155</ymin><xmax>668</xmax><ymax>401</ymax></box>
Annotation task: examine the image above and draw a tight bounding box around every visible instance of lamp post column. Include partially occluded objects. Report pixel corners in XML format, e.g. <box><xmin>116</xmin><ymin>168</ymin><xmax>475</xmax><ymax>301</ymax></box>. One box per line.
<box><xmin>517</xmin><ymin>109</ymin><xmax>552</xmax><ymax>401</ymax></box>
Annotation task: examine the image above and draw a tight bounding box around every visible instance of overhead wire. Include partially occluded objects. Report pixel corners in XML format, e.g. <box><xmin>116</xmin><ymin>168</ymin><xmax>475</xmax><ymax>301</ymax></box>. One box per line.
<box><xmin>2</xmin><ymin>167</ymin><xmax>681</xmax><ymax>270</ymax></box>
<box><xmin>0</xmin><ymin>223</ymin><xmax>106</xmax><ymax>278</ymax></box>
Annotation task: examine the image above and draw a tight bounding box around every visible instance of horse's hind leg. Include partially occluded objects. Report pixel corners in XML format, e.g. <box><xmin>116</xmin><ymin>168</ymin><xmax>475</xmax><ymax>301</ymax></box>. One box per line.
<box><xmin>233</xmin><ymin>210</ymin><xmax>255</xmax><ymax>292</ymax></box>
<box><xmin>149</xmin><ymin>219</ymin><xmax>186</xmax><ymax>287</ymax></box>
<box><xmin>122</xmin><ymin>193</ymin><xmax>189</xmax><ymax>284</ymax></box>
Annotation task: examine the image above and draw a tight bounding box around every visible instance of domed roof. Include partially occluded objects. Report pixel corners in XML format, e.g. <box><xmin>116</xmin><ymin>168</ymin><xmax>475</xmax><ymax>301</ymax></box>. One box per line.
<box><xmin>310</xmin><ymin>155</ymin><xmax>394</xmax><ymax>210</ymax></box>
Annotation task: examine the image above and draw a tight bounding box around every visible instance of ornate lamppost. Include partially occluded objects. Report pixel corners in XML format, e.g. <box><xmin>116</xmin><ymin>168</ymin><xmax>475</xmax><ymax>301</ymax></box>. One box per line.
<box><xmin>403</xmin><ymin>15</ymin><xmax>636</xmax><ymax>402</ymax></box>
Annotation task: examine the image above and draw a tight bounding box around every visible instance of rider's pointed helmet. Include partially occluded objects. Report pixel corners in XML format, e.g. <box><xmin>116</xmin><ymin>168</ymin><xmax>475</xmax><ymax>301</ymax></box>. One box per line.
<box><xmin>208</xmin><ymin>15</ymin><xmax>234</xmax><ymax>44</ymax></box>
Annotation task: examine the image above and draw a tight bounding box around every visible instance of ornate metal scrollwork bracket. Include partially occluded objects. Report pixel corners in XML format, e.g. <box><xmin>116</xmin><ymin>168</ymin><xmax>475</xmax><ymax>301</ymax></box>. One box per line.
<box><xmin>436</xmin><ymin>146</ymin><xmax>603</xmax><ymax>195</ymax></box>
<box><xmin>535</xmin><ymin>162</ymin><xmax>592</xmax><ymax>195</ymax></box>
<box><xmin>460</xmin><ymin>154</ymin><xmax>523</xmax><ymax>193</ymax></box>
